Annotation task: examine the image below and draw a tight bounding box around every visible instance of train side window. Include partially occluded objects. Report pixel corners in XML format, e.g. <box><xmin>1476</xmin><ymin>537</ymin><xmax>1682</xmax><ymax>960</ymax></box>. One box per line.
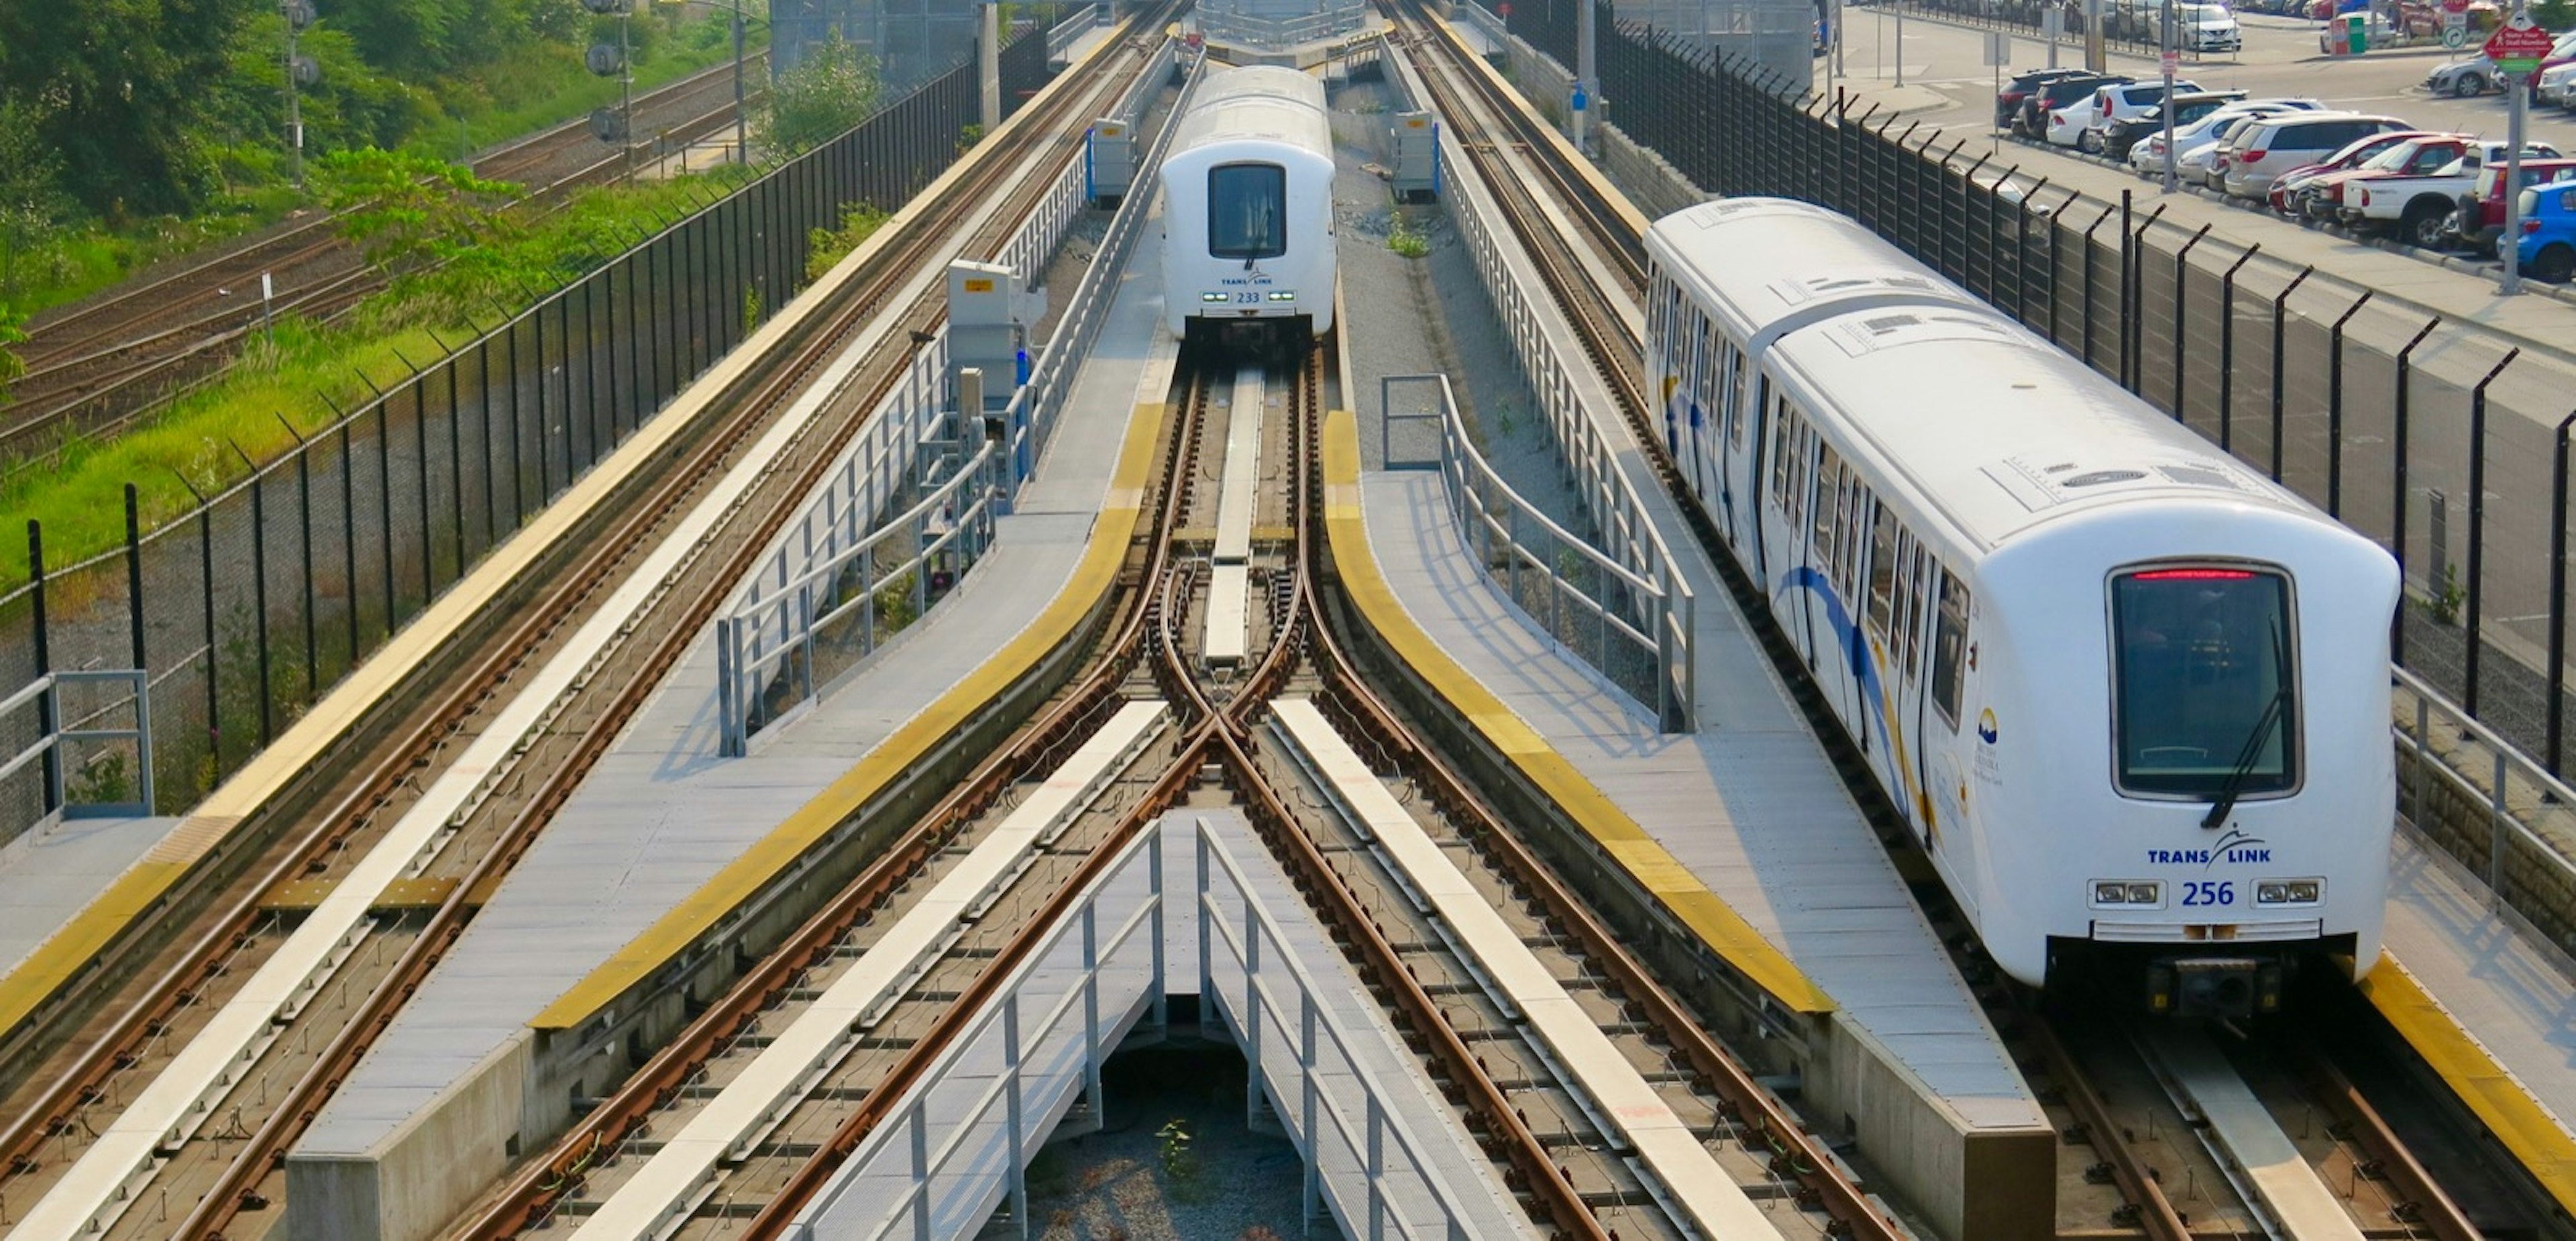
<box><xmin>1721</xmin><ymin>343</ymin><xmax>1747</xmax><ymax>447</ymax></box>
<box><xmin>1813</xmin><ymin>445</ymin><xmax>1843</xmax><ymax>574</ymax></box>
<box><xmin>1931</xmin><ymin>569</ymin><xmax>1972</xmax><ymax>729</ymax></box>
<box><xmin>1888</xmin><ymin>533</ymin><xmax>1918</xmax><ymax>671</ymax></box>
<box><xmin>1770</xmin><ymin>400</ymin><xmax>1795</xmax><ymax>504</ymax></box>
<box><xmin>1836</xmin><ymin>481</ymin><xmax>1865</xmax><ymax>597</ymax></box>
<box><xmin>1867</xmin><ymin>505</ymin><xmax>1898</xmax><ymax>637</ymax></box>
<box><xmin>1902</xmin><ymin>541</ymin><xmax>1929</xmax><ymax>675</ymax></box>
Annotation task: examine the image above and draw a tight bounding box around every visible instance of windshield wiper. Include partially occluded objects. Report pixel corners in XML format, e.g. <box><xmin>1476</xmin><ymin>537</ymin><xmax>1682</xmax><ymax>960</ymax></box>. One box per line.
<box><xmin>2201</xmin><ymin>618</ymin><xmax>2292</xmax><ymax>830</ymax></box>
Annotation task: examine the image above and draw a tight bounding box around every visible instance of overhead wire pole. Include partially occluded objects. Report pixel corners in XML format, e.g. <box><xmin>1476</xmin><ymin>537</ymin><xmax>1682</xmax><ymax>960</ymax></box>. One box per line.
<box><xmin>2161</xmin><ymin>0</ymin><xmax>2179</xmax><ymax>191</ymax></box>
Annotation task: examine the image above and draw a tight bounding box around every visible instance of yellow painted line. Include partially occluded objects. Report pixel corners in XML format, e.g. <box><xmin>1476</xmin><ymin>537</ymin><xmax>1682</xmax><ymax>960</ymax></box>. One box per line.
<box><xmin>2359</xmin><ymin>951</ymin><xmax>2576</xmax><ymax>1214</ymax></box>
<box><xmin>1321</xmin><ymin>410</ymin><xmax>1831</xmax><ymax>1015</ymax></box>
<box><xmin>535</xmin><ymin>402</ymin><xmax>1167</xmax><ymax>1032</ymax></box>
<box><xmin>0</xmin><ymin>21</ymin><xmax>1148</xmax><ymax>1048</ymax></box>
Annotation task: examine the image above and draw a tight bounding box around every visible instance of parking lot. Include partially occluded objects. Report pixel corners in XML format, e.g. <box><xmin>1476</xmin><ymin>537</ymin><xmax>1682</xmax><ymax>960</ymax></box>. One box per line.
<box><xmin>1823</xmin><ymin>7</ymin><xmax>2576</xmax><ymax>158</ymax></box>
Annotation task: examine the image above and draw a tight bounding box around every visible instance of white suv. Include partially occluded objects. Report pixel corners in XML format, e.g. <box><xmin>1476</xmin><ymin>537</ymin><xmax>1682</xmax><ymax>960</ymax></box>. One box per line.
<box><xmin>2081</xmin><ymin>80</ymin><xmax>2203</xmax><ymax>152</ymax></box>
<box><xmin>2218</xmin><ymin>113</ymin><xmax>2411</xmax><ymax>199</ymax></box>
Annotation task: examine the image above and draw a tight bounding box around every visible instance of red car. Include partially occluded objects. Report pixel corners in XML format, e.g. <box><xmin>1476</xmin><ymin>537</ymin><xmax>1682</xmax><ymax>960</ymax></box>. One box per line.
<box><xmin>2265</xmin><ymin>129</ymin><xmax>2438</xmax><ymax>214</ymax></box>
<box><xmin>2455</xmin><ymin>157</ymin><xmax>2576</xmax><ymax>253</ymax></box>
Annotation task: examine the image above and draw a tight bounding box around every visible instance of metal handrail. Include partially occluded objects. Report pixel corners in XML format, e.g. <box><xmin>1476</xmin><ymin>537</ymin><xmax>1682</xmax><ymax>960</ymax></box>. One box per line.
<box><xmin>0</xmin><ymin>669</ymin><xmax>154</xmax><ymax>819</ymax></box>
<box><xmin>2391</xmin><ymin>665</ymin><xmax>2576</xmax><ymax>923</ymax></box>
<box><xmin>1383</xmin><ymin>374</ymin><xmax>1695</xmax><ymax>732</ymax></box>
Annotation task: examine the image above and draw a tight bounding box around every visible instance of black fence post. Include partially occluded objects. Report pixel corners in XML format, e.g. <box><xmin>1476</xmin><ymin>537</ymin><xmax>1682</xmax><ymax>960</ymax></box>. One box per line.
<box><xmin>123</xmin><ymin>485</ymin><xmax>146</xmax><ymax>673</ymax></box>
<box><xmin>339</xmin><ymin>421</ymin><xmax>360</xmax><ymax>659</ymax></box>
<box><xmin>2171</xmin><ymin>226</ymin><xmax>2213</xmax><ymax>419</ymax></box>
<box><xmin>2392</xmin><ymin>317</ymin><xmax>2440</xmax><ymax>666</ymax></box>
<box><xmin>170</xmin><ymin>469</ymin><xmax>219</xmax><ymax>779</ymax></box>
<box><xmin>2217</xmin><ymin>247</ymin><xmax>2259</xmax><ymax>449</ymax></box>
<box><xmin>234</xmin><ymin>441</ymin><xmax>274</xmax><ymax>749</ymax></box>
<box><xmin>27</xmin><ymin>521</ymin><xmax>56</xmax><ymax>814</ymax></box>
<box><xmin>2081</xmin><ymin>204</ymin><xmax>2116</xmax><ymax>372</ymax></box>
<box><xmin>2118</xmin><ymin>189</ymin><xmax>2133</xmax><ymax>388</ymax></box>
<box><xmin>378</xmin><ymin>402</ymin><xmax>399</xmax><ymax>625</ymax></box>
<box><xmin>2465</xmin><ymin>347</ymin><xmax>2522</xmax><ymax>718</ymax></box>
<box><xmin>2326</xmin><ymin>292</ymin><xmax>2373</xmax><ymax>517</ymax></box>
<box><xmin>2268</xmin><ymin>267</ymin><xmax>2314</xmax><ymax>481</ymax></box>
<box><xmin>2551</xmin><ymin>409</ymin><xmax>2576</xmax><ymax>773</ymax></box>
<box><xmin>278</xmin><ymin>414</ymin><xmax>317</xmax><ymax>701</ymax></box>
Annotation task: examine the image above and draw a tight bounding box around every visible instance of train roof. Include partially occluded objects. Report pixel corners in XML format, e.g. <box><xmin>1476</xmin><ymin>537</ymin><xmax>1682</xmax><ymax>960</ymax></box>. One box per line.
<box><xmin>1645</xmin><ymin>198</ymin><xmax>1986</xmax><ymax>352</ymax></box>
<box><xmin>1763</xmin><ymin>305</ymin><xmax>2318</xmax><ymax>553</ymax></box>
<box><xmin>1168</xmin><ymin>65</ymin><xmax>1332</xmax><ymax>159</ymax></box>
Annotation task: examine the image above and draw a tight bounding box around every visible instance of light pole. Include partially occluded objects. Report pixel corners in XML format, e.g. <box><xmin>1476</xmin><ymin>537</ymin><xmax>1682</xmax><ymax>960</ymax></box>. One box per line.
<box><xmin>658</xmin><ymin>0</ymin><xmax>759</xmax><ymax>166</ymax></box>
<box><xmin>282</xmin><ymin>0</ymin><xmax>317</xmax><ymax>189</ymax></box>
<box><xmin>2160</xmin><ymin>0</ymin><xmax>2178</xmax><ymax>192</ymax></box>
<box><xmin>584</xmin><ymin>0</ymin><xmax>637</xmax><ymax>176</ymax></box>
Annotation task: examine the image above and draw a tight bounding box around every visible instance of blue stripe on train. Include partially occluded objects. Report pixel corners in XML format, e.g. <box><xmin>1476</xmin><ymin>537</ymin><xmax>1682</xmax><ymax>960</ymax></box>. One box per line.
<box><xmin>1775</xmin><ymin>566</ymin><xmax>1910</xmax><ymax>802</ymax></box>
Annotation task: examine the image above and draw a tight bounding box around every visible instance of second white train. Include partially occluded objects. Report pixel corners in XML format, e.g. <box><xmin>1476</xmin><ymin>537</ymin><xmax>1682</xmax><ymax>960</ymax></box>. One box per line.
<box><xmin>1644</xmin><ymin>198</ymin><xmax>2398</xmax><ymax>1019</ymax></box>
<box><xmin>1160</xmin><ymin>64</ymin><xmax>1337</xmax><ymax>352</ymax></box>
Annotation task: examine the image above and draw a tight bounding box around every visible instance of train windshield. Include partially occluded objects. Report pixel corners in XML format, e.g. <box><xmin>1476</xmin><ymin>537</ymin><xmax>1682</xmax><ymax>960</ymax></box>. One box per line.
<box><xmin>2111</xmin><ymin>567</ymin><xmax>2298</xmax><ymax>799</ymax></box>
<box><xmin>1208</xmin><ymin>162</ymin><xmax>1287</xmax><ymax>261</ymax></box>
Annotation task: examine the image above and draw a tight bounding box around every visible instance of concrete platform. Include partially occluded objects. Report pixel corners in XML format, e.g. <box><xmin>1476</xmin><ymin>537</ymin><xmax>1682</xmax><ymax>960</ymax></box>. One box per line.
<box><xmin>2367</xmin><ymin>827</ymin><xmax>2576</xmax><ymax>1213</ymax></box>
<box><xmin>1328</xmin><ymin>417</ymin><xmax>2054</xmax><ymax>1240</ymax></box>
<box><xmin>285</xmin><ymin>206</ymin><xmax>1183</xmax><ymax>1241</ymax></box>
<box><xmin>0</xmin><ymin>814</ymin><xmax>178</xmax><ymax>982</ymax></box>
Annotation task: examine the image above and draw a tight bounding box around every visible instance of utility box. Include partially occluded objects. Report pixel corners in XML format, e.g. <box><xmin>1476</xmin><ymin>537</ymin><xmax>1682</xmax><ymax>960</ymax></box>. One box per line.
<box><xmin>948</xmin><ymin>260</ymin><xmax>1030</xmax><ymax>415</ymax></box>
<box><xmin>1391</xmin><ymin>111</ymin><xmax>1440</xmax><ymax>202</ymax></box>
<box><xmin>1087</xmin><ymin>118</ymin><xmax>1136</xmax><ymax>206</ymax></box>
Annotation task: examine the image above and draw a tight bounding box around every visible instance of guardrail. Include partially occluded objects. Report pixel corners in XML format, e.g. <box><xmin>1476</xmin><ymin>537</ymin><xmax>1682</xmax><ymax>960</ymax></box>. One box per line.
<box><xmin>710</xmin><ymin>40</ymin><xmax>1183</xmax><ymax>755</ymax></box>
<box><xmin>999</xmin><ymin>50</ymin><xmax>1197</xmax><ymax>486</ymax></box>
<box><xmin>2393</xmin><ymin>665</ymin><xmax>2576</xmax><ymax>949</ymax></box>
<box><xmin>1047</xmin><ymin>3</ymin><xmax>1106</xmax><ymax>59</ymax></box>
<box><xmin>784</xmin><ymin>815</ymin><xmax>1488</xmax><ymax>1240</ymax></box>
<box><xmin>1383</xmin><ymin>375</ymin><xmax>1695</xmax><ymax>733</ymax></box>
<box><xmin>0</xmin><ymin>670</ymin><xmax>154</xmax><ymax>820</ymax></box>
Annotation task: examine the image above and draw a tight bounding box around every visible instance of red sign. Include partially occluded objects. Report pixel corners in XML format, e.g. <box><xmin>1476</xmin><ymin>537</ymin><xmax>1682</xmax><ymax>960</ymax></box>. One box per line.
<box><xmin>1497</xmin><ymin>2</ymin><xmax>1511</xmax><ymax>16</ymax></box>
<box><xmin>2443</xmin><ymin>0</ymin><xmax>2470</xmax><ymax>14</ymax></box>
<box><xmin>2486</xmin><ymin>15</ymin><xmax>2555</xmax><ymax>62</ymax></box>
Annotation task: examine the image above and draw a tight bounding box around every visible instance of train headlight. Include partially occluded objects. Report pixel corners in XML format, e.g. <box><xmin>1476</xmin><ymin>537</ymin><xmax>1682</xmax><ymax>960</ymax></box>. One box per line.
<box><xmin>1266</xmin><ymin>290</ymin><xmax>1297</xmax><ymax>301</ymax></box>
<box><xmin>2256</xmin><ymin>879</ymin><xmax>2323</xmax><ymax>905</ymax></box>
<box><xmin>2094</xmin><ymin>881</ymin><xmax>2128</xmax><ymax>904</ymax></box>
<box><xmin>1202</xmin><ymin>292</ymin><xmax>1229</xmax><ymax>303</ymax></box>
<box><xmin>2125</xmin><ymin>882</ymin><xmax>2160</xmax><ymax>906</ymax></box>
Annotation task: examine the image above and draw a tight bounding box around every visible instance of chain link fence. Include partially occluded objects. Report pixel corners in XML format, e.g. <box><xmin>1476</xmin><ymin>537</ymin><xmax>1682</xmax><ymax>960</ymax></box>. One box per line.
<box><xmin>0</xmin><ymin>28</ymin><xmax>1062</xmax><ymax>843</ymax></box>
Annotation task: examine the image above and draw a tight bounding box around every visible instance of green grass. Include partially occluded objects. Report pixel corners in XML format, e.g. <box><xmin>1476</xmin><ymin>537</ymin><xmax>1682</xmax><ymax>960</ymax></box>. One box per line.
<box><xmin>0</xmin><ymin>169</ymin><xmax>749</xmax><ymax>588</ymax></box>
<box><xmin>0</xmin><ymin>19</ymin><xmax>766</xmax><ymax>321</ymax></box>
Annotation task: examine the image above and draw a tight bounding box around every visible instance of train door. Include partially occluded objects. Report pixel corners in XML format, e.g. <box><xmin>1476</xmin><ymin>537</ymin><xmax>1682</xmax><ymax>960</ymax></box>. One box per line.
<box><xmin>1894</xmin><ymin>538</ymin><xmax>1935</xmax><ymax>844</ymax></box>
<box><xmin>1927</xmin><ymin>566</ymin><xmax>1980</xmax><ymax>902</ymax></box>
<box><xmin>1832</xmin><ymin>484</ymin><xmax>1872</xmax><ymax>749</ymax></box>
<box><xmin>1803</xmin><ymin>446</ymin><xmax>1847</xmax><ymax>686</ymax></box>
<box><xmin>1714</xmin><ymin>337</ymin><xmax>1750</xmax><ymax>551</ymax></box>
<box><xmin>1693</xmin><ymin>320</ymin><xmax>1719</xmax><ymax>510</ymax></box>
<box><xmin>1770</xmin><ymin>413</ymin><xmax>1816</xmax><ymax>668</ymax></box>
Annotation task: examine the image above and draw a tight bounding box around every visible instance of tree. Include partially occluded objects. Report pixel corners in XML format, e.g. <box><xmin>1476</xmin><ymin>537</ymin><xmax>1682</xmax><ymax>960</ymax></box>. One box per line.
<box><xmin>0</xmin><ymin>101</ymin><xmax>68</xmax><ymax>299</ymax></box>
<box><xmin>762</xmin><ymin>30</ymin><xmax>880</xmax><ymax>156</ymax></box>
<box><xmin>0</xmin><ymin>0</ymin><xmax>267</xmax><ymax>217</ymax></box>
<box><xmin>315</xmin><ymin>148</ymin><xmax>521</xmax><ymax>274</ymax></box>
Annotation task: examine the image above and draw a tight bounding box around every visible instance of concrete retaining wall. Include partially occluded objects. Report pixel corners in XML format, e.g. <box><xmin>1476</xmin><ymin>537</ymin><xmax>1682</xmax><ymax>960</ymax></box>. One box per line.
<box><xmin>2399</xmin><ymin>745</ymin><xmax>2576</xmax><ymax>961</ymax></box>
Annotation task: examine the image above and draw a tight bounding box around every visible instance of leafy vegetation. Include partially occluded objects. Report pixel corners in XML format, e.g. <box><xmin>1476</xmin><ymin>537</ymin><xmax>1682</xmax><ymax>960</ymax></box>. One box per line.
<box><xmin>761</xmin><ymin>30</ymin><xmax>881</xmax><ymax>155</ymax></box>
<box><xmin>804</xmin><ymin>205</ymin><xmax>891</xmax><ymax>283</ymax></box>
<box><xmin>315</xmin><ymin>148</ymin><xmax>522</xmax><ymax>274</ymax></box>
<box><xmin>0</xmin><ymin>0</ymin><xmax>759</xmax><ymax>323</ymax></box>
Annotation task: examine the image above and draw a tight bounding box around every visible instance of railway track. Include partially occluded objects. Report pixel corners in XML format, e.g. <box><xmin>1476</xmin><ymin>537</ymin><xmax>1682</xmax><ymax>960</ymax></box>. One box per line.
<box><xmin>0</xmin><ymin>25</ymin><xmax>1166</xmax><ymax>1238</ymax></box>
<box><xmin>1385</xmin><ymin>3</ymin><xmax>2517</xmax><ymax>1237</ymax></box>
<box><xmin>0</xmin><ymin>56</ymin><xmax>761</xmax><ymax>466</ymax></box>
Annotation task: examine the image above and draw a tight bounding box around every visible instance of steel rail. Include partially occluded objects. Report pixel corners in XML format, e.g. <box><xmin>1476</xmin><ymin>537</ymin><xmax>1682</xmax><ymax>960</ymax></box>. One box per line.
<box><xmin>158</xmin><ymin>34</ymin><xmax>1171</xmax><ymax>1241</ymax></box>
<box><xmin>0</xmin><ymin>32</ymin><xmax>1165</xmax><ymax>1238</ymax></box>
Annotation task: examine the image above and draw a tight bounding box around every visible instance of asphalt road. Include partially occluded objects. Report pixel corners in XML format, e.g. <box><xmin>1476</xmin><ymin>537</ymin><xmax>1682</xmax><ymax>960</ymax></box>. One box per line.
<box><xmin>1819</xmin><ymin>6</ymin><xmax>2576</xmax><ymax>157</ymax></box>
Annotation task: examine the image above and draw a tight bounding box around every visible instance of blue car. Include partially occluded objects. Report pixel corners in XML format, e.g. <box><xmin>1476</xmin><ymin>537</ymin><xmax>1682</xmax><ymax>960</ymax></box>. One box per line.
<box><xmin>2513</xmin><ymin>182</ymin><xmax>2576</xmax><ymax>282</ymax></box>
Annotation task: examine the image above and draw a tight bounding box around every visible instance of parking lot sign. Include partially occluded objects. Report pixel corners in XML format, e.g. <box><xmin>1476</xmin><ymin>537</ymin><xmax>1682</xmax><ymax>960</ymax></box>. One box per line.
<box><xmin>2487</xmin><ymin>13</ymin><xmax>2555</xmax><ymax>72</ymax></box>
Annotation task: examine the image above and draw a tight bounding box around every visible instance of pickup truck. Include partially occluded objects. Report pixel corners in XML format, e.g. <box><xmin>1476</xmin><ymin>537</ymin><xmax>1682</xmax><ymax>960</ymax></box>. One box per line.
<box><xmin>2302</xmin><ymin>133</ymin><xmax>2471</xmax><ymax>223</ymax></box>
<box><xmin>2339</xmin><ymin>138</ymin><xmax>2564</xmax><ymax>248</ymax></box>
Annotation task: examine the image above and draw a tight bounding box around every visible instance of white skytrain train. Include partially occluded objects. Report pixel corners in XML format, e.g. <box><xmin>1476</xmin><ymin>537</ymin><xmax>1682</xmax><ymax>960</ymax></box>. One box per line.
<box><xmin>1160</xmin><ymin>64</ymin><xmax>1337</xmax><ymax>353</ymax></box>
<box><xmin>1644</xmin><ymin>197</ymin><xmax>2399</xmax><ymax>1018</ymax></box>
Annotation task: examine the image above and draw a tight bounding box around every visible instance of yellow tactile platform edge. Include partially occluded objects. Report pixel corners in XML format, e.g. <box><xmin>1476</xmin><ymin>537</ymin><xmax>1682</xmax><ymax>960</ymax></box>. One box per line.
<box><xmin>2359</xmin><ymin>951</ymin><xmax>2576</xmax><ymax>1215</ymax></box>
<box><xmin>532</xmin><ymin>401</ymin><xmax>1165</xmax><ymax>1032</ymax></box>
<box><xmin>0</xmin><ymin>19</ymin><xmax>1141</xmax><ymax>1048</ymax></box>
<box><xmin>1321</xmin><ymin>409</ymin><xmax>1831</xmax><ymax>1016</ymax></box>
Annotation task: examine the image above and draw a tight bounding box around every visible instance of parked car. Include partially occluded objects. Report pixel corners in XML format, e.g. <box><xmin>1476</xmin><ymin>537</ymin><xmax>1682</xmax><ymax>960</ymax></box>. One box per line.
<box><xmin>2398</xmin><ymin>0</ymin><xmax>2500</xmax><ymax>34</ymax></box>
<box><xmin>2539</xmin><ymin>58</ymin><xmax>2576</xmax><ymax>105</ymax></box>
<box><xmin>2519</xmin><ymin>30</ymin><xmax>2576</xmax><ymax>98</ymax></box>
<box><xmin>2298</xmin><ymin>134</ymin><xmax>2472</xmax><ymax>222</ymax></box>
<box><xmin>1996</xmin><ymin>67</ymin><xmax>2086</xmax><ymax>126</ymax></box>
<box><xmin>2017</xmin><ymin>72</ymin><xmax>2131</xmax><ymax>139</ymax></box>
<box><xmin>2512</xmin><ymin>180</ymin><xmax>2576</xmax><ymax>280</ymax></box>
<box><xmin>2425</xmin><ymin>55</ymin><xmax>2505</xmax><ymax>97</ymax></box>
<box><xmin>2345</xmin><ymin>138</ymin><xmax>2562</xmax><ymax>247</ymax></box>
<box><xmin>2267</xmin><ymin>129</ymin><xmax>2440</xmax><ymax>213</ymax></box>
<box><xmin>2079</xmin><ymin>80</ymin><xmax>2203</xmax><ymax>153</ymax></box>
<box><xmin>2219</xmin><ymin>112</ymin><xmax>2412</xmax><ymax>199</ymax></box>
<box><xmin>2131</xmin><ymin>101</ymin><xmax>2304</xmax><ymax>177</ymax></box>
<box><xmin>2179</xmin><ymin>1</ymin><xmax>2245</xmax><ymax>50</ymax></box>
<box><xmin>2454</xmin><ymin>157</ymin><xmax>2576</xmax><ymax>252</ymax></box>
<box><xmin>2104</xmin><ymin>90</ymin><xmax>2248</xmax><ymax>162</ymax></box>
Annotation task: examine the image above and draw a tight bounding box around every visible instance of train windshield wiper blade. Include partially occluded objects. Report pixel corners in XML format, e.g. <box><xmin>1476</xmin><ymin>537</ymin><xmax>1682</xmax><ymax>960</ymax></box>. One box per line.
<box><xmin>2201</xmin><ymin>619</ymin><xmax>2291</xmax><ymax>830</ymax></box>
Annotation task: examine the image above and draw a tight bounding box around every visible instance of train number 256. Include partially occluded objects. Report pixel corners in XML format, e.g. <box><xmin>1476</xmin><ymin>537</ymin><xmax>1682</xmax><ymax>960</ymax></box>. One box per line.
<box><xmin>2182</xmin><ymin>881</ymin><xmax>2235</xmax><ymax>908</ymax></box>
